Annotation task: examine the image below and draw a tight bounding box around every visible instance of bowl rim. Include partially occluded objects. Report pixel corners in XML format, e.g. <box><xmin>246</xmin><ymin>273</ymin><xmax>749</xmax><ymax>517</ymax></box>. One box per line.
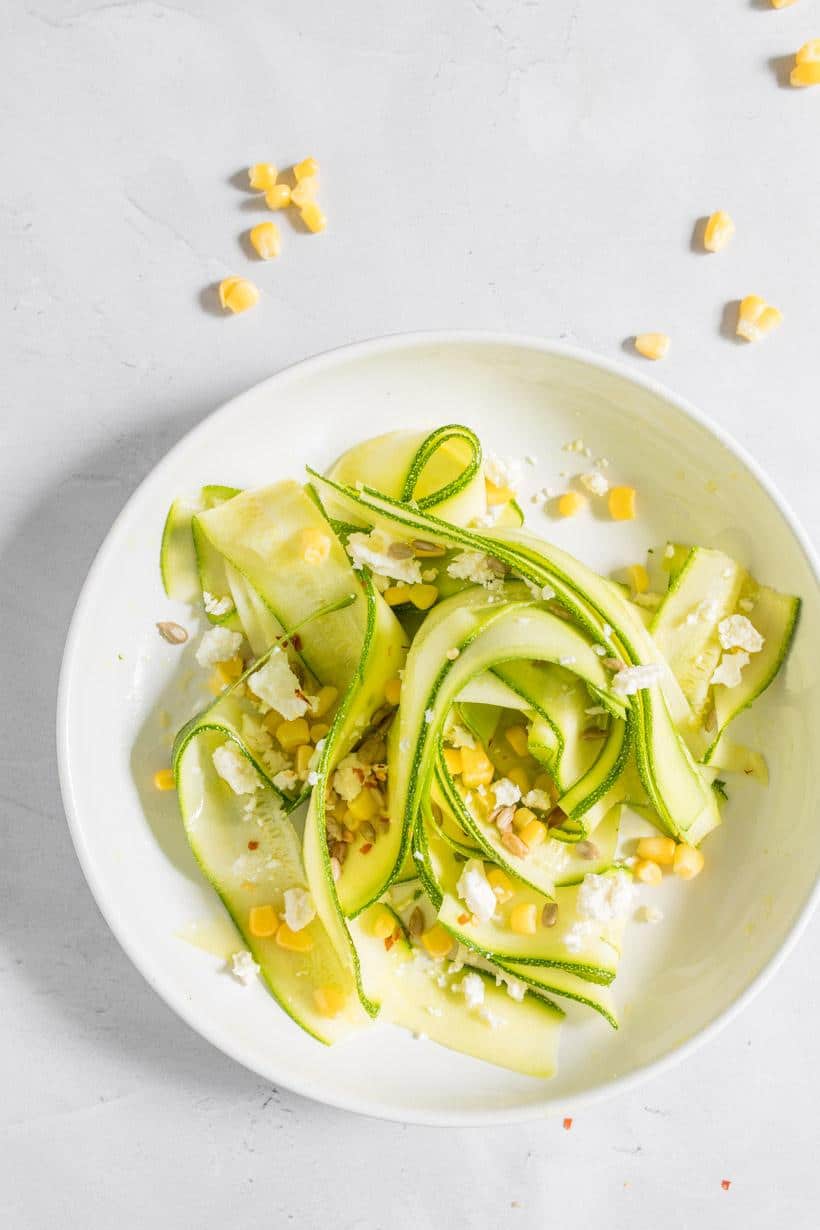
<box><xmin>56</xmin><ymin>329</ymin><xmax>820</xmax><ymax>1125</ymax></box>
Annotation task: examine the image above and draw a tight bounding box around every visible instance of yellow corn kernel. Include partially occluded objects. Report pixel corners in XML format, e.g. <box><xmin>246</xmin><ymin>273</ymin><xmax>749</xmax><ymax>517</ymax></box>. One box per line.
<box><xmin>312</xmin><ymin>685</ymin><xmax>338</xmax><ymax>718</ymax></box>
<box><xmin>634</xmin><ymin>333</ymin><xmax>671</xmax><ymax>360</ymax></box>
<box><xmin>218</xmin><ymin>277</ymin><xmax>260</xmax><ymax>314</ymax></box>
<box><xmin>442</xmin><ymin>746</ymin><xmax>463</xmax><ymax>776</ymax></box>
<box><xmin>634</xmin><ymin>858</ymin><xmax>663</xmax><ymax>886</ymax></box>
<box><xmin>557</xmin><ymin>491</ymin><xmax>585</xmax><ymax>518</ymax></box>
<box><xmin>276</xmin><ymin>922</ymin><xmax>314</xmax><ymax>952</ymax></box>
<box><xmin>409</xmin><ymin>583</ymin><xmax>438</xmax><ymax>611</ymax></box>
<box><xmin>673</xmin><ymin>843</ymin><xmax>705</xmax><ymax>880</ymax></box>
<box><xmin>369</xmin><ymin>905</ymin><xmax>396</xmax><ymax>940</ymax></box>
<box><xmin>249</xmin><ymin>221</ymin><xmax>281</xmax><ymax>260</ymax></box>
<box><xmin>460</xmin><ymin>744</ymin><xmax>495</xmax><ymax>788</ymax></box>
<box><xmin>248</xmin><ymin>163</ymin><xmax>279</xmax><ymax>191</ymax></box>
<box><xmin>298</xmin><ymin>526</ymin><xmax>331</xmax><ymax>565</ymax></box>
<box><xmin>384</xmin><ymin>584</ymin><xmax>412</xmax><ymax>607</ymax></box>
<box><xmin>214</xmin><ymin>655</ymin><xmax>244</xmax><ymax>686</ymax></box>
<box><xmin>625</xmin><ymin>564</ymin><xmax>650</xmax><ymax>595</ymax></box>
<box><xmin>520</xmin><ymin>818</ymin><xmax>547</xmax><ymax>849</ymax></box>
<box><xmin>485</xmin><ymin>478</ymin><xmax>516</xmax><ymax>507</ymax></box>
<box><xmin>276</xmin><ymin>717</ymin><xmax>310</xmax><ymax>751</ymax></box>
<box><xmin>791</xmin><ymin>61</ymin><xmax>820</xmax><ymax>85</ymax></box>
<box><xmin>153</xmin><ymin>768</ymin><xmax>175</xmax><ymax>791</ymax></box>
<box><xmin>608</xmin><ymin>486</ymin><xmax>637</xmax><ymax>521</ymax></box>
<box><xmin>347</xmin><ymin>787</ymin><xmax>379</xmax><ymax>823</ymax></box>
<box><xmin>771</xmin><ymin>0</ymin><xmax>797</xmax><ymax>7</ymax></box>
<box><xmin>636</xmin><ymin>835</ymin><xmax>677</xmax><ymax>865</ymax></box>
<box><xmin>507</xmin><ymin>765</ymin><xmax>531</xmax><ymax>796</ymax></box>
<box><xmin>509</xmin><ymin>902</ymin><xmax>538</xmax><ymax>935</ymax></box>
<box><xmin>736</xmin><ymin>296</ymin><xmax>783</xmax><ymax>342</ymax></box>
<box><xmin>291</xmin><ymin>177</ymin><xmax>319</xmax><ymax>208</ymax></box>
<box><xmin>486</xmin><ymin>868</ymin><xmax>514</xmax><ymax>903</ymax></box>
<box><xmin>300</xmin><ymin>202</ymin><xmax>327</xmax><ymax>234</ymax></box>
<box><xmin>295</xmin><ymin>744</ymin><xmax>314</xmax><ymax>777</ymax></box>
<box><xmin>703</xmin><ymin>210</ymin><xmax>735</xmax><ymax>253</ymax></box>
<box><xmin>505</xmin><ymin>725</ymin><xmax>530</xmax><ymax>758</ymax></box>
<box><xmin>294</xmin><ymin>156</ymin><xmax>320</xmax><ymax>181</ymax></box>
<box><xmin>265</xmin><ymin>183</ymin><xmax>292</xmax><ymax>210</ymax></box>
<box><xmin>796</xmin><ymin>39</ymin><xmax>820</xmax><ymax>63</ymax></box>
<box><xmin>384</xmin><ymin>676</ymin><xmax>402</xmax><ymax>706</ymax></box>
<box><xmin>310</xmin><ymin>723</ymin><xmax>330</xmax><ymax>742</ymax></box>
<box><xmin>248</xmin><ymin>905</ymin><xmax>279</xmax><ymax>938</ymax></box>
<box><xmin>313</xmin><ymin>986</ymin><xmax>346</xmax><ymax>1017</ymax></box>
<box><xmin>512</xmin><ymin>806</ymin><xmax>537</xmax><ymax>833</ymax></box>
<box><xmin>421</xmin><ymin>923</ymin><xmax>454</xmax><ymax>958</ymax></box>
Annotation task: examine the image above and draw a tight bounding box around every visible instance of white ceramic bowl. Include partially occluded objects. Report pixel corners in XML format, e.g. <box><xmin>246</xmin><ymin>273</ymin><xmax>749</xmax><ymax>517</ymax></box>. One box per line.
<box><xmin>57</xmin><ymin>333</ymin><xmax>820</xmax><ymax>1125</ymax></box>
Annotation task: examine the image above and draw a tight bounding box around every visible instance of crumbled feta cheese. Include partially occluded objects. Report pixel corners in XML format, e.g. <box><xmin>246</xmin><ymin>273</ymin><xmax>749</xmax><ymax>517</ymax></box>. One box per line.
<box><xmin>424</xmin><ymin>708</ymin><xmax>434</xmax><ymax>724</ymax></box>
<box><xmin>602</xmin><ymin>623</ymin><xmax>613</xmax><ymax>640</ymax></box>
<box><xmin>459</xmin><ymin>972</ymin><xmax>486</xmax><ymax>1009</ymax></box>
<box><xmin>718</xmin><ymin>615</ymin><xmax>764</xmax><ymax>654</ymax></box>
<box><xmin>333</xmin><ymin>753</ymin><xmax>366</xmax><ymax>802</ymax></box>
<box><xmin>447</xmin><ymin>550</ymin><xmax>504</xmax><ymax>590</ymax></box>
<box><xmin>504</xmin><ymin>977</ymin><xmax>526</xmax><ymax>1002</ymax></box>
<box><xmin>522</xmin><ymin>788</ymin><xmax>553</xmax><ymax>812</ymax></box>
<box><xmin>307</xmin><ymin>770</ymin><xmax>319</xmax><ymax>786</ymax></box>
<box><xmin>492</xmin><ymin>778</ymin><xmax>522</xmax><ymax>808</ymax></box>
<box><xmin>611</xmin><ymin>662</ymin><xmax>667</xmax><ymax>696</ymax></box>
<box><xmin>456</xmin><ymin>860</ymin><xmax>497</xmax><ymax>923</ymax></box>
<box><xmin>710</xmin><ymin>651</ymin><xmax>750</xmax><ymax>689</ymax></box>
<box><xmin>346</xmin><ymin>530</ymin><xmax>422</xmax><ymax>584</ymax></box>
<box><xmin>478</xmin><ymin>1005</ymin><xmax>503</xmax><ymax>1029</ymax></box>
<box><xmin>247</xmin><ymin>649</ymin><xmax>308</xmax><ymax>720</ymax></box>
<box><xmin>230</xmin><ymin>950</ymin><xmax>260</xmax><ymax>984</ymax></box>
<box><xmin>578</xmin><ymin>872</ymin><xmax>633</xmax><ymax>922</ymax></box>
<box><xmin>272</xmin><ymin>769</ymin><xmax>299</xmax><ymax>792</ymax></box>
<box><xmin>563</xmin><ymin>922</ymin><xmax>592</xmax><ymax>953</ymax></box>
<box><xmin>738</xmin><ymin>598</ymin><xmax>755</xmax><ymax>613</ymax></box>
<box><xmin>484</xmin><ymin>452</ymin><xmax>522</xmax><ymax>493</ymax></box>
<box><xmin>559</xmin><ymin>655</ymin><xmax>576</xmax><ymax>667</ymax></box>
<box><xmin>196</xmin><ymin>626</ymin><xmax>243</xmax><ymax>668</ymax></box>
<box><xmin>212</xmin><ymin>741</ymin><xmax>260</xmax><ymax>794</ymax></box>
<box><xmin>446</xmin><ymin>647</ymin><xmax>460</xmax><ymax>660</ymax></box>
<box><xmin>471</xmin><ymin>507</ymin><xmax>503</xmax><ymax>528</ymax></box>
<box><xmin>283</xmin><ymin>887</ymin><xmax>316</xmax><ymax>932</ymax></box>
<box><xmin>446</xmin><ymin>722</ymin><xmax>475</xmax><ymax>749</ymax></box>
<box><xmin>580</xmin><ymin>471</ymin><xmax>610</xmax><ymax>497</ymax></box>
<box><xmin>664</xmin><ymin>544</ymin><xmax>675</xmax><ymax>559</ymax></box>
<box><xmin>203</xmin><ymin>591</ymin><xmax>233</xmax><ymax>617</ymax></box>
<box><xmin>592</xmin><ymin>644</ymin><xmax>607</xmax><ymax>656</ymax></box>
<box><xmin>684</xmin><ymin>598</ymin><xmax>722</xmax><ymax>628</ymax></box>
<box><xmin>636</xmin><ymin>905</ymin><xmax>664</xmax><ymax>924</ymax></box>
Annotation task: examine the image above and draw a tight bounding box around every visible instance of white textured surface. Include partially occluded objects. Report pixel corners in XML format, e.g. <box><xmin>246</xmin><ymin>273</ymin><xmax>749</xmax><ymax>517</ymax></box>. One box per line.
<box><xmin>1</xmin><ymin>2</ymin><xmax>818</xmax><ymax>1226</ymax></box>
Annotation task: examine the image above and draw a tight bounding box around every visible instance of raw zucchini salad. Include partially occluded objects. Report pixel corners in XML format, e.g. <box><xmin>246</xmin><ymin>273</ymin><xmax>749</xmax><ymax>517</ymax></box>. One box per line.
<box><xmin>159</xmin><ymin>426</ymin><xmax>799</xmax><ymax>1077</ymax></box>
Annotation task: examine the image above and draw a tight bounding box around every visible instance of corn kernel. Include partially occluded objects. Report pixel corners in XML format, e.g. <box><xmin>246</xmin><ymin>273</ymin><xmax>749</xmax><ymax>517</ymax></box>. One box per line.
<box><xmin>153</xmin><ymin>768</ymin><xmax>175</xmax><ymax>791</ymax></box>
<box><xmin>384</xmin><ymin>676</ymin><xmax>402</xmax><ymax>706</ymax></box>
<box><xmin>485</xmin><ymin>478</ymin><xmax>516</xmax><ymax>507</ymax></box>
<box><xmin>214</xmin><ymin>655</ymin><xmax>244</xmax><ymax>686</ymax></box>
<box><xmin>384</xmin><ymin>584</ymin><xmax>412</xmax><ymax>606</ymax></box>
<box><xmin>443</xmin><ymin>746</ymin><xmax>463</xmax><ymax>776</ymax></box>
<box><xmin>791</xmin><ymin>61</ymin><xmax>820</xmax><ymax>85</ymax></box>
<box><xmin>512</xmin><ymin>806</ymin><xmax>537</xmax><ymax>833</ymax></box>
<box><xmin>313</xmin><ymin>986</ymin><xmax>346</xmax><ymax>1017</ymax></box>
<box><xmin>703</xmin><ymin>210</ymin><xmax>735</xmax><ymax>253</ymax></box>
<box><xmin>509</xmin><ymin>902</ymin><xmax>538</xmax><ymax>935</ymax></box>
<box><xmin>347</xmin><ymin>787</ymin><xmax>379</xmax><ymax>823</ymax></box>
<box><xmin>249</xmin><ymin>221</ymin><xmax>281</xmax><ymax>260</ymax></box>
<box><xmin>636</xmin><ymin>835</ymin><xmax>677</xmax><ymax>866</ymax></box>
<box><xmin>486</xmin><ymin>867</ymin><xmax>514</xmax><ymax>903</ymax></box>
<box><xmin>298</xmin><ymin>526</ymin><xmax>331</xmax><ymax>565</ymax></box>
<box><xmin>460</xmin><ymin>744</ymin><xmax>495</xmax><ymax>788</ymax></box>
<box><xmin>248</xmin><ymin>905</ymin><xmax>278</xmax><ymax>938</ymax></box>
<box><xmin>634</xmin><ymin>333</ymin><xmax>671</xmax><ymax>361</ymax></box>
<box><xmin>421</xmin><ymin>923</ymin><xmax>454</xmax><ymax>958</ymax></box>
<box><xmin>248</xmin><ymin>163</ymin><xmax>278</xmax><ymax>192</ymax></box>
<box><xmin>300</xmin><ymin>202</ymin><xmax>327</xmax><ymax>234</ymax></box>
<box><xmin>557</xmin><ymin>491</ymin><xmax>585</xmax><ymax>518</ymax></box>
<box><xmin>736</xmin><ymin>295</ymin><xmax>783</xmax><ymax>342</ymax></box>
<box><xmin>369</xmin><ymin>906</ymin><xmax>396</xmax><ymax>940</ymax></box>
<box><xmin>295</xmin><ymin>744</ymin><xmax>314</xmax><ymax>777</ymax></box>
<box><xmin>608</xmin><ymin>486</ymin><xmax>637</xmax><ymax>521</ymax></box>
<box><xmin>673</xmin><ymin>843</ymin><xmax>705</xmax><ymax>880</ymax></box>
<box><xmin>310</xmin><ymin>723</ymin><xmax>330</xmax><ymax>742</ymax></box>
<box><xmin>634</xmin><ymin>858</ymin><xmax>663</xmax><ymax>886</ymax></box>
<box><xmin>294</xmin><ymin>156</ymin><xmax>320</xmax><ymax>181</ymax></box>
<box><xmin>507</xmin><ymin>765</ymin><xmax>531</xmax><ymax>795</ymax></box>
<box><xmin>771</xmin><ymin>0</ymin><xmax>797</xmax><ymax>7</ymax></box>
<box><xmin>520</xmin><ymin>818</ymin><xmax>547</xmax><ymax>849</ymax></box>
<box><xmin>796</xmin><ymin>39</ymin><xmax>820</xmax><ymax>63</ymax></box>
<box><xmin>505</xmin><ymin>725</ymin><xmax>530</xmax><ymax>758</ymax></box>
<box><xmin>276</xmin><ymin>717</ymin><xmax>310</xmax><ymax>750</ymax></box>
<box><xmin>265</xmin><ymin>183</ymin><xmax>292</xmax><ymax>210</ymax></box>
<box><xmin>409</xmin><ymin>583</ymin><xmax>438</xmax><ymax>611</ymax></box>
<box><xmin>218</xmin><ymin>277</ymin><xmax>259</xmax><ymax>315</ymax></box>
<box><xmin>625</xmin><ymin>564</ymin><xmax>650</xmax><ymax>595</ymax></box>
<box><xmin>276</xmin><ymin>922</ymin><xmax>314</xmax><ymax>952</ymax></box>
<box><xmin>312</xmin><ymin>685</ymin><xmax>338</xmax><ymax>718</ymax></box>
<box><xmin>291</xmin><ymin>177</ymin><xmax>319</xmax><ymax>208</ymax></box>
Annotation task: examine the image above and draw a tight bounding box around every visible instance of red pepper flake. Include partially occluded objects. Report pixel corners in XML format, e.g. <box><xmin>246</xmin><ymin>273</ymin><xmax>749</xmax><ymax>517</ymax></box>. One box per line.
<box><xmin>457</xmin><ymin>912</ymin><xmax>470</xmax><ymax>925</ymax></box>
<box><xmin>563</xmin><ymin>1117</ymin><xmax>573</xmax><ymax>1131</ymax></box>
<box><xmin>360</xmin><ymin>843</ymin><xmax>373</xmax><ymax>854</ymax></box>
<box><xmin>289</xmin><ymin>634</ymin><xmax>302</xmax><ymax>651</ymax></box>
<box><xmin>247</xmin><ymin>840</ymin><xmax>259</xmax><ymax>850</ymax></box>
<box><xmin>721</xmin><ymin>1180</ymin><xmax>731</xmax><ymax>1191</ymax></box>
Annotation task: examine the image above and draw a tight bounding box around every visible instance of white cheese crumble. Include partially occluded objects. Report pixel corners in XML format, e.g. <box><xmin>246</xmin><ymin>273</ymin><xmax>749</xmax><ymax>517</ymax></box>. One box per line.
<box><xmin>492</xmin><ymin>778</ymin><xmax>522</xmax><ymax>808</ymax></box>
<box><xmin>580</xmin><ymin>471</ymin><xmax>609</xmax><ymax>497</ymax></box>
<box><xmin>446</xmin><ymin>722</ymin><xmax>475</xmax><ymax>749</ymax></box>
<box><xmin>272</xmin><ymin>768</ymin><xmax>299</xmax><ymax>792</ymax></box>
<box><xmin>230</xmin><ymin>950</ymin><xmax>260</xmax><ymax>984</ymax></box>
<box><xmin>203</xmin><ymin>591</ymin><xmax>233</xmax><ymax>617</ymax></box>
<box><xmin>522</xmin><ymin>788</ymin><xmax>553</xmax><ymax>812</ymax></box>
<box><xmin>484</xmin><ymin>452</ymin><xmax>522</xmax><ymax>493</ymax></box>
<box><xmin>456</xmin><ymin>860</ymin><xmax>498</xmax><ymax>923</ymax></box>
<box><xmin>718</xmin><ymin>615</ymin><xmax>765</xmax><ymax>654</ymax></box>
<box><xmin>636</xmin><ymin>905</ymin><xmax>664</xmax><ymax>925</ymax></box>
<box><xmin>459</xmin><ymin>972</ymin><xmax>486</xmax><ymax>1009</ymax></box>
<box><xmin>346</xmin><ymin>530</ymin><xmax>422</xmax><ymax>584</ymax></box>
<box><xmin>333</xmin><ymin>753</ymin><xmax>366</xmax><ymax>802</ymax></box>
<box><xmin>592</xmin><ymin>644</ymin><xmax>607</xmax><ymax>656</ymax></box>
<box><xmin>283</xmin><ymin>887</ymin><xmax>316</xmax><ymax>932</ymax></box>
<box><xmin>196</xmin><ymin>626</ymin><xmax>243</xmax><ymax>668</ymax></box>
<box><xmin>710</xmin><ymin>650</ymin><xmax>750</xmax><ymax>689</ymax></box>
<box><xmin>471</xmin><ymin>507</ymin><xmax>503</xmax><ymax>528</ymax></box>
<box><xmin>664</xmin><ymin>544</ymin><xmax>675</xmax><ymax>559</ymax></box>
<box><xmin>447</xmin><ymin>550</ymin><xmax>504</xmax><ymax>590</ymax></box>
<box><xmin>212</xmin><ymin>741</ymin><xmax>259</xmax><ymax>795</ymax></box>
<box><xmin>738</xmin><ymin>597</ymin><xmax>755</xmax><ymax>613</ymax></box>
<box><xmin>247</xmin><ymin>648</ymin><xmax>308</xmax><ymax>720</ymax></box>
<box><xmin>504</xmin><ymin>977</ymin><xmax>526</xmax><ymax>1002</ymax></box>
<box><xmin>578</xmin><ymin>872</ymin><xmax>633</xmax><ymax>922</ymax></box>
<box><xmin>424</xmin><ymin>708</ymin><xmax>434</xmax><ymax>724</ymax></box>
<box><xmin>559</xmin><ymin>655</ymin><xmax>577</xmax><ymax>667</ymax></box>
<box><xmin>563</xmin><ymin>924</ymin><xmax>590</xmax><ymax>954</ymax></box>
<box><xmin>521</xmin><ymin>577</ymin><xmax>556</xmax><ymax>601</ymax></box>
<box><xmin>611</xmin><ymin>662</ymin><xmax>667</xmax><ymax>696</ymax></box>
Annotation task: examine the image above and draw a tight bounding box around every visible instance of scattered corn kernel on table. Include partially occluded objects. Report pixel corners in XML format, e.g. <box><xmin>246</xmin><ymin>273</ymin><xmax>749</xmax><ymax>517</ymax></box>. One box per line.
<box><xmin>1</xmin><ymin>2</ymin><xmax>819</xmax><ymax>1228</ymax></box>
